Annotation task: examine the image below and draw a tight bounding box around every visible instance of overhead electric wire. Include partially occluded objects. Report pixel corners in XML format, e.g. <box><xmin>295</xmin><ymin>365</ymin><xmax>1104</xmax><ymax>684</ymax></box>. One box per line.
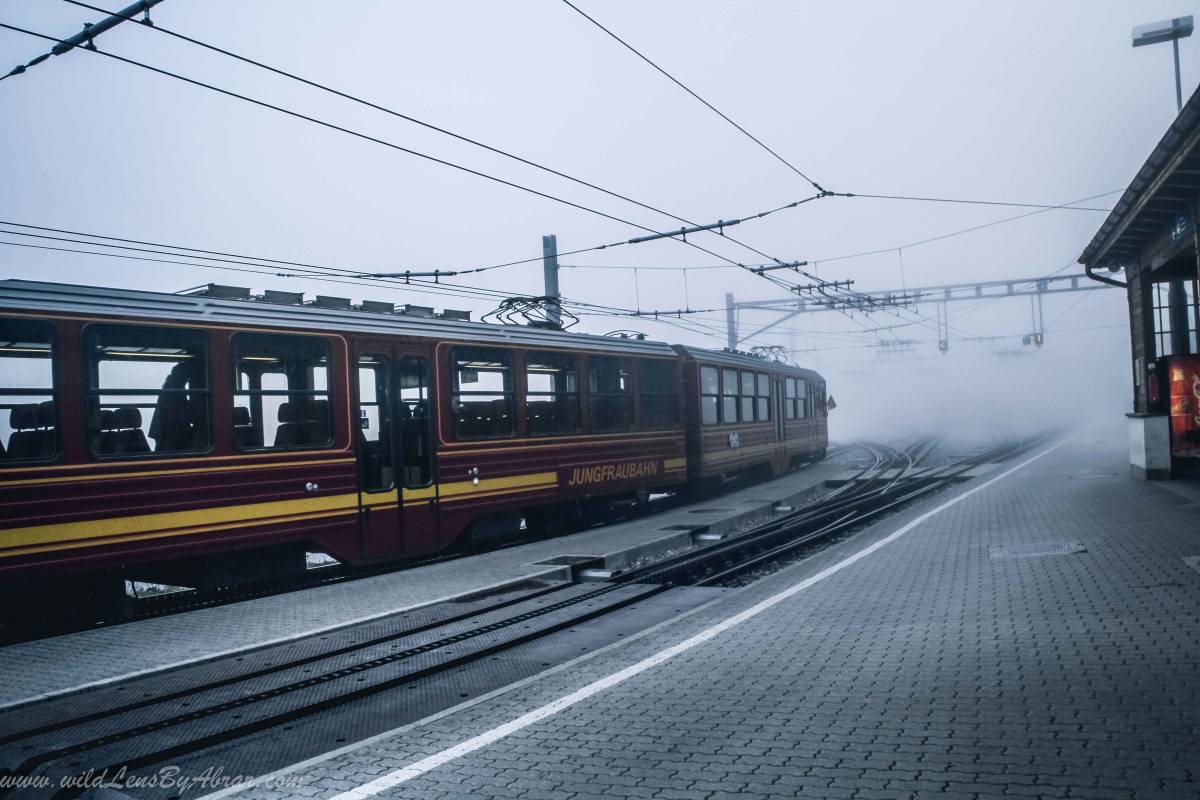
<box><xmin>562</xmin><ymin>262</ymin><xmax>747</xmax><ymax>271</ymax></box>
<box><xmin>7</xmin><ymin>11</ymin><xmax>1085</xmax><ymax>345</ymax></box>
<box><xmin>547</xmin><ymin>4</ymin><xmax>1032</xmax><ymax>345</ymax></box>
<box><xmin>0</xmin><ymin>21</ymin><xmax>793</xmax><ymax>283</ymax></box>
<box><xmin>14</xmin><ymin>9</ymin><xmax>849</xmax><ymax>294</ymax></box>
<box><xmin>558</xmin><ymin>0</ymin><xmax>825</xmax><ymax>192</ymax></box>
<box><xmin>835</xmin><ymin>192</ymin><xmax>1113</xmax><ymax>212</ymax></box>
<box><xmin>13</xmin><ymin>9</ymin><xmax>1080</xmax><ymax>330</ymax></box>
<box><xmin>812</xmin><ymin>189</ymin><xmax>1122</xmax><ymax>266</ymax></box>
<box><xmin>0</xmin><ymin>239</ymin><xmax>543</xmax><ymax>307</ymax></box>
<box><xmin>0</xmin><ymin>235</ymin><xmax>714</xmax><ymax>324</ymax></box>
<box><xmin>0</xmin><ymin>238</ymin><xmax>806</xmax><ymax>354</ymax></box>
<box><xmin>58</xmin><ymin>0</ymin><xmax>827</xmax><ymax>270</ymax></box>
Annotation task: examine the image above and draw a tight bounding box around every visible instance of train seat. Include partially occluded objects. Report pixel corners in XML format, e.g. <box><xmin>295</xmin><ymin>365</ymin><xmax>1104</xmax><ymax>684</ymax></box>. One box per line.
<box><xmin>274</xmin><ymin>402</ymin><xmax>304</xmax><ymax>447</ymax></box>
<box><xmin>111</xmin><ymin>406</ymin><xmax>150</xmax><ymax>455</ymax></box>
<box><xmin>7</xmin><ymin>401</ymin><xmax>55</xmax><ymax>460</ymax></box>
<box><xmin>232</xmin><ymin>405</ymin><xmax>262</xmax><ymax>449</ymax></box>
<box><xmin>90</xmin><ymin>409</ymin><xmax>115</xmax><ymax>454</ymax></box>
<box><xmin>303</xmin><ymin>399</ymin><xmax>330</xmax><ymax>445</ymax></box>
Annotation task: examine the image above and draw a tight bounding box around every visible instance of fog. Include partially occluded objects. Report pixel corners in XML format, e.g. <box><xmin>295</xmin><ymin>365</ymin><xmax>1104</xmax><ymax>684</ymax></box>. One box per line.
<box><xmin>2</xmin><ymin>0</ymin><xmax>1184</xmax><ymax>442</ymax></box>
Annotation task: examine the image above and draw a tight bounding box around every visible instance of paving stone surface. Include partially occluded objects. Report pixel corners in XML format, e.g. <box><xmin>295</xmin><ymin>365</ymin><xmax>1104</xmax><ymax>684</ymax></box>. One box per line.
<box><xmin>233</xmin><ymin>433</ymin><xmax>1200</xmax><ymax>800</ymax></box>
<box><xmin>0</xmin><ymin>460</ymin><xmax>842</xmax><ymax>706</ymax></box>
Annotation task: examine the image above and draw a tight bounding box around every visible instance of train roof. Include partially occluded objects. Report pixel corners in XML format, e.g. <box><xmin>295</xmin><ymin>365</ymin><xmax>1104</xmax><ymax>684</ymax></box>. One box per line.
<box><xmin>670</xmin><ymin>344</ymin><xmax>823</xmax><ymax>380</ymax></box>
<box><xmin>0</xmin><ymin>279</ymin><xmax>683</xmax><ymax>356</ymax></box>
<box><xmin>0</xmin><ymin>281</ymin><xmax>825</xmax><ymax>376</ymax></box>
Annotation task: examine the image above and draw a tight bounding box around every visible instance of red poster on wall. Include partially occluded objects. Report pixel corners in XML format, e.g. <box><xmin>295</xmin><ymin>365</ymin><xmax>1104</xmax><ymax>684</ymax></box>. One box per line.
<box><xmin>1168</xmin><ymin>355</ymin><xmax>1200</xmax><ymax>457</ymax></box>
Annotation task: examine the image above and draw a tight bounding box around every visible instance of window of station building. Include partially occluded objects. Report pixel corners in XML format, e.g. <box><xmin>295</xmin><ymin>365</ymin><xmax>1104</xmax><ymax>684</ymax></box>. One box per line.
<box><xmin>233</xmin><ymin>334</ymin><xmax>331</xmax><ymax>450</ymax></box>
<box><xmin>588</xmin><ymin>356</ymin><xmax>633</xmax><ymax>432</ymax></box>
<box><xmin>0</xmin><ymin>319</ymin><xmax>56</xmax><ymax>464</ymax></box>
<box><xmin>721</xmin><ymin>367</ymin><xmax>739</xmax><ymax>424</ymax></box>
<box><xmin>700</xmin><ymin>365</ymin><xmax>720</xmax><ymax>426</ymax></box>
<box><xmin>451</xmin><ymin>347</ymin><xmax>514</xmax><ymax>438</ymax></box>
<box><xmin>784</xmin><ymin>378</ymin><xmax>797</xmax><ymax>420</ymax></box>
<box><xmin>85</xmin><ymin>325</ymin><xmax>210</xmax><ymax>457</ymax></box>
<box><xmin>639</xmin><ymin>360</ymin><xmax>679</xmax><ymax>430</ymax></box>
<box><xmin>740</xmin><ymin>370</ymin><xmax>756</xmax><ymax>422</ymax></box>
<box><xmin>756</xmin><ymin>372</ymin><xmax>770</xmax><ymax>421</ymax></box>
<box><xmin>1151</xmin><ymin>281</ymin><xmax>1200</xmax><ymax>356</ymax></box>
<box><xmin>526</xmin><ymin>351</ymin><xmax>579</xmax><ymax>436</ymax></box>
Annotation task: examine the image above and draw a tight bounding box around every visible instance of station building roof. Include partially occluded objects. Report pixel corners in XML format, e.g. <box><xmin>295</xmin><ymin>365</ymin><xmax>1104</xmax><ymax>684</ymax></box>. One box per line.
<box><xmin>1079</xmin><ymin>82</ymin><xmax>1200</xmax><ymax>270</ymax></box>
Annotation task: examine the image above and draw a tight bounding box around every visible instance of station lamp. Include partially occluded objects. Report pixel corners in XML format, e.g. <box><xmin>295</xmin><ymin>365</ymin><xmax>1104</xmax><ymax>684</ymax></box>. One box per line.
<box><xmin>1132</xmin><ymin>16</ymin><xmax>1194</xmax><ymax>111</ymax></box>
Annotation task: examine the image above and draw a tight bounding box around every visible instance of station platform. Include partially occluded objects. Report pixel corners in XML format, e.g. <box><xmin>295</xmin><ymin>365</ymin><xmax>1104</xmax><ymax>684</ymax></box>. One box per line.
<box><xmin>0</xmin><ymin>458</ymin><xmax>845</xmax><ymax>709</ymax></box>
<box><xmin>219</xmin><ymin>430</ymin><xmax>1200</xmax><ymax>800</ymax></box>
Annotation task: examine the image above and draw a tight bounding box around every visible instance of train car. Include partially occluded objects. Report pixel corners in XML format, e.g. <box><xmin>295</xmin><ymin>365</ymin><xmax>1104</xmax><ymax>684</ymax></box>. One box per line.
<box><xmin>0</xmin><ymin>279</ymin><xmax>827</xmax><ymax>604</ymax></box>
<box><xmin>0</xmin><ymin>280</ymin><xmax>689</xmax><ymax>598</ymax></box>
<box><xmin>674</xmin><ymin>346</ymin><xmax>827</xmax><ymax>486</ymax></box>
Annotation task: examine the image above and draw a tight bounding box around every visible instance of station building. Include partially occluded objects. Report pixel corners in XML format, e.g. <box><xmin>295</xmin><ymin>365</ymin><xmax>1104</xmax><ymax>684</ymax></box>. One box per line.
<box><xmin>1081</xmin><ymin>84</ymin><xmax>1200</xmax><ymax>479</ymax></box>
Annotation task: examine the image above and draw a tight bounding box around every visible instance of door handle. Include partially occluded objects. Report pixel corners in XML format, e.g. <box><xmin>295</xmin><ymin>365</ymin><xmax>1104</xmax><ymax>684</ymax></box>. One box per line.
<box><xmin>305</xmin><ymin>482</ymin><xmax>320</xmax><ymax>493</ymax></box>
<box><xmin>468</xmin><ymin>467</ymin><xmax>479</xmax><ymax>486</ymax></box>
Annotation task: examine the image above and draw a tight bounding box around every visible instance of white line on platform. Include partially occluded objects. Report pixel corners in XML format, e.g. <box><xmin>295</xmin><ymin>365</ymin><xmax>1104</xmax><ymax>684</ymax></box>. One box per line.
<box><xmin>316</xmin><ymin>438</ymin><xmax>1068</xmax><ymax>800</ymax></box>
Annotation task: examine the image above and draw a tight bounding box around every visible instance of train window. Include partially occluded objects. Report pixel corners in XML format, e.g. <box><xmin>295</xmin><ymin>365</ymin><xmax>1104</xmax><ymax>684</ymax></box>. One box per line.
<box><xmin>452</xmin><ymin>347</ymin><xmax>514</xmax><ymax>438</ymax></box>
<box><xmin>233</xmin><ymin>334</ymin><xmax>331</xmax><ymax>450</ymax></box>
<box><xmin>356</xmin><ymin>355</ymin><xmax>393</xmax><ymax>492</ymax></box>
<box><xmin>756</xmin><ymin>373</ymin><xmax>770</xmax><ymax>421</ymax></box>
<box><xmin>740</xmin><ymin>371</ymin><xmax>756</xmax><ymax>422</ymax></box>
<box><xmin>398</xmin><ymin>357</ymin><xmax>433</xmax><ymax>487</ymax></box>
<box><xmin>784</xmin><ymin>378</ymin><xmax>797</xmax><ymax>420</ymax></box>
<box><xmin>86</xmin><ymin>325</ymin><xmax>210</xmax><ymax>457</ymax></box>
<box><xmin>588</xmin><ymin>356</ymin><xmax>633</xmax><ymax>432</ymax></box>
<box><xmin>721</xmin><ymin>368</ymin><xmax>738</xmax><ymax>424</ymax></box>
<box><xmin>700</xmin><ymin>366</ymin><xmax>720</xmax><ymax>426</ymax></box>
<box><xmin>0</xmin><ymin>319</ymin><xmax>56</xmax><ymax>464</ymax></box>
<box><xmin>797</xmin><ymin>378</ymin><xmax>809</xmax><ymax>418</ymax></box>
<box><xmin>639</xmin><ymin>360</ymin><xmax>679</xmax><ymax>430</ymax></box>
<box><xmin>526</xmin><ymin>352</ymin><xmax>579</xmax><ymax>435</ymax></box>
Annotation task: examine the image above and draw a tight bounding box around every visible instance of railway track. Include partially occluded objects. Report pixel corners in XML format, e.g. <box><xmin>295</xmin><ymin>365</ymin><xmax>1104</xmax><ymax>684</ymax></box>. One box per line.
<box><xmin>0</xmin><ymin>435</ymin><xmax>1045</xmax><ymax>800</ymax></box>
<box><xmin>0</xmin><ymin>482</ymin><xmax>693</xmax><ymax>646</ymax></box>
<box><xmin>0</xmin><ymin>444</ymin><xmax>846</xmax><ymax>645</ymax></box>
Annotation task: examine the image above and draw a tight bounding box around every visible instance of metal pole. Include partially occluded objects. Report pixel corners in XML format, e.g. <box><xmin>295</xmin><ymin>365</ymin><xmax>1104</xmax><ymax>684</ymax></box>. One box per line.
<box><xmin>542</xmin><ymin>234</ymin><xmax>561</xmax><ymax>328</ymax></box>
<box><xmin>1174</xmin><ymin>37</ymin><xmax>1184</xmax><ymax>111</ymax></box>
<box><xmin>725</xmin><ymin>292</ymin><xmax>737</xmax><ymax>350</ymax></box>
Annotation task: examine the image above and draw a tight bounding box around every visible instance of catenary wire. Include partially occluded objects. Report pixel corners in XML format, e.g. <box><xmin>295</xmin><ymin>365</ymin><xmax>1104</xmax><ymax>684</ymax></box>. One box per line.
<box><xmin>59</xmin><ymin>0</ymin><xmax>833</xmax><ymax>270</ymax></box>
<box><xmin>558</xmin><ymin>0</ymin><xmax>825</xmax><ymax>192</ymax></box>
<box><xmin>5</xmin><ymin>18</ymin><xmax>1089</xmax><ymax>341</ymax></box>
<box><xmin>812</xmin><ymin>189</ymin><xmax>1121</xmax><ymax>266</ymax></box>
<box><xmin>0</xmin><ymin>20</ymin><xmax>845</xmax><ymax>295</ymax></box>
<box><xmin>0</xmin><ymin>21</ymin><xmax>815</xmax><ymax>286</ymax></box>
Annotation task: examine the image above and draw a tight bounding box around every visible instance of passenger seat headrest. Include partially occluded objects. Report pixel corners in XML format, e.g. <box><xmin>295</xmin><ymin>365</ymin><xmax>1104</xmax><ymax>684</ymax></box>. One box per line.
<box><xmin>277</xmin><ymin>402</ymin><xmax>302</xmax><ymax>423</ymax></box>
<box><xmin>113</xmin><ymin>406</ymin><xmax>142</xmax><ymax>430</ymax></box>
<box><xmin>233</xmin><ymin>406</ymin><xmax>252</xmax><ymax>426</ymax></box>
<box><xmin>36</xmin><ymin>400</ymin><xmax>54</xmax><ymax>428</ymax></box>
<box><xmin>305</xmin><ymin>399</ymin><xmax>329</xmax><ymax>420</ymax></box>
<box><xmin>9</xmin><ymin>404</ymin><xmax>38</xmax><ymax>430</ymax></box>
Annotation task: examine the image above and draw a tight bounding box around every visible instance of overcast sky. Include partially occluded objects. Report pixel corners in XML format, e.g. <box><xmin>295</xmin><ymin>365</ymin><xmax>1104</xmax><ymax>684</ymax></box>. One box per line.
<box><xmin>3</xmin><ymin>1</ymin><xmax>1194</xmax><ymax>430</ymax></box>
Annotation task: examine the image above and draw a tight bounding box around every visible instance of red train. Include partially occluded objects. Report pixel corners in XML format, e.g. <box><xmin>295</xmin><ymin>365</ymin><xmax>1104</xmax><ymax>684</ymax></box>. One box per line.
<box><xmin>0</xmin><ymin>280</ymin><xmax>828</xmax><ymax>602</ymax></box>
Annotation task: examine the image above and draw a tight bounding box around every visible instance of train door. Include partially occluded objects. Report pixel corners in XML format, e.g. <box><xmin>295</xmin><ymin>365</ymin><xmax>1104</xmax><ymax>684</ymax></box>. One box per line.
<box><xmin>772</xmin><ymin>378</ymin><xmax>786</xmax><ymax>442</ymax></box>
<box><xmin>353</xmin><ymin>344</ymin><xmax>439</xmax><ymax>560</ymax></box>
<box><xmin>395</xmin><ymin>352</ymin><xmax>439</xmax><ymax>552</ymax></box>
